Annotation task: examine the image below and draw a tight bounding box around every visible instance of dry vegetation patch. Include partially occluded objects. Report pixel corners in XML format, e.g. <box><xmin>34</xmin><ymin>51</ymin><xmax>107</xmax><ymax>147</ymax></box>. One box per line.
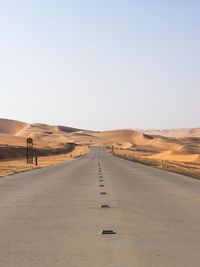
<box><xmin>110</xmin><ymin>147</ymin><xmax>200</xmax><ymax>179</ymax></box>
<box><xmin>0</xmin><ymin>146</ymin><xmax>89</xmax><ymax>177</ymax></box>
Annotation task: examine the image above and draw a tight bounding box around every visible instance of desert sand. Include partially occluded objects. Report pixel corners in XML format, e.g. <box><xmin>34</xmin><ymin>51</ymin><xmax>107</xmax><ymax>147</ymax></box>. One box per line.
<box><xmin>144</xmin><ymin>128</ymin><xmax>200</xmax><ymax>138</ymax></box>
<box><xmin>0</xmin><ymin>118</ymin><xmax>199</xmax><ymax>177</ymax></box>
<box><xmin>0</xmin><ymin>145</ymin><xmax>88</xmax><ymax>177</ymax></box>
<box><xmin>0</xmin><ymin>118</ymin><xmax>199</xmax><ymax>161</ymax></box>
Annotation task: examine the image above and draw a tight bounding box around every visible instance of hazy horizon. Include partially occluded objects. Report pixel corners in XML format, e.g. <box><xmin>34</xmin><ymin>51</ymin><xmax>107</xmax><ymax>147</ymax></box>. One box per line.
<box><xmin>1</xmin><ymin>1</ymin><xmax>200</xmax><ymax>131</ymax></box>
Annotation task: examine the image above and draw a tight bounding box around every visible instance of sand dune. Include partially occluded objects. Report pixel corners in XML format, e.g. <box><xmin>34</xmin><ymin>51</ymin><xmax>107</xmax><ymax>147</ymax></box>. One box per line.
<box><xmin>0</xmin><ymin>134</ymin><xmax>25</xmax><ymax>147</ymax></box>
<box><xmin>94</xmin><ymin>130</ymin><xmax>181</xmax><ymax>152</ymax></box>
<box><xmin>93</xmin><ymin>130</ymin><xmax>136</xmax><ymax>146</ymax></box>
<box><xmin>95</xmin><ymin>130</ymin><xmax>199</xmax><ymax>164</ymax></box>
<box><xmin>94</xmin><ymin>130</ymin><xmax>155</xmax><ymax>147</ymax></box>
<box><xmin>144</xmin><ymin>128</ymin><xmax>200</xmax><ymax>138</ymax></box>
<box><xmin>0</xmin><ymin>118</ymin><xmax>29</xmax><ymax>135</ymax></box>
<box><xmin>148</xmin><ymin>150</ymin><xmax>200</xmax><ymax>163</ymax></box>
<box><xmin>0</xmin><ymin>118</ymin><xmax>199</xmax><ymax>164</ymax></box>
<box><xmin>0</xmin><ymin>119</ymin><xmax>85</xmax><ymax>148</ymax></box>
<box><xmin>57</xmin><ymin>125</ymin><xmax>82</xmax><ymax>133</ymax></box>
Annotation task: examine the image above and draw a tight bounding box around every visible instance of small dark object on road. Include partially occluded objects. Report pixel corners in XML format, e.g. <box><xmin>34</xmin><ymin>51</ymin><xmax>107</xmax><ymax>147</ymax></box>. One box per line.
<box><xmin>102</xmin><ymin>230</ymin><xmax>116</xmax><ymax>234</ymax></box>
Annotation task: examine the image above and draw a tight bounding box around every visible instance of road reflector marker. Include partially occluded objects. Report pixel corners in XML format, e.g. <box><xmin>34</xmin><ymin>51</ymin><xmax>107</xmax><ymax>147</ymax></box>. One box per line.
<box><xmin>102</xmin><ymin>230</ymin><xmax>116</xmax><ymax>235</ymax></box>
<box><xmin>101</xmin><ymin>205</ymin><xmax>110</xmax><ymax>208</ymax></box>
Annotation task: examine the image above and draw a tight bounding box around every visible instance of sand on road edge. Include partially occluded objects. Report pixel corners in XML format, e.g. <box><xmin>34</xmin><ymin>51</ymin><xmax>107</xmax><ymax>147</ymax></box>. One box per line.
<box><xmin>0</xmin><ymin>146</ymin><xmax>89</xmax><ymax>177</ymax></box>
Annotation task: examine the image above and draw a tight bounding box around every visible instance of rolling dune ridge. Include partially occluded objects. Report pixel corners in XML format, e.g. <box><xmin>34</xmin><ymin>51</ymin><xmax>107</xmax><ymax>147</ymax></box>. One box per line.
<box><xmin>144</xmin><ymin>128</ymin><xmax>200</xmax><ymax>138</ymax></box>
<box><xmin>0</xmin><ymin>119</ymin><xmax>199</xmax><ymax>167</ymax></box>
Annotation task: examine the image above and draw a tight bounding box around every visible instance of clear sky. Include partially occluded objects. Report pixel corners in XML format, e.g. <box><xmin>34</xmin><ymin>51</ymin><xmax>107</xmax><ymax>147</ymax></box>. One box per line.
<box><xmin>0</xmin><ymin>0</ymin><xmax>199</xmax><ymax>130</ymax></box>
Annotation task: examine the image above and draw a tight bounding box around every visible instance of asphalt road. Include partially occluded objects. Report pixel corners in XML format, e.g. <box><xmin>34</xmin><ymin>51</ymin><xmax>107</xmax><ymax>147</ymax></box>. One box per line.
<box><xmin>0</xmin><ymin>147</ymin><xmax>200</xmax><ymax>267</ymax></box>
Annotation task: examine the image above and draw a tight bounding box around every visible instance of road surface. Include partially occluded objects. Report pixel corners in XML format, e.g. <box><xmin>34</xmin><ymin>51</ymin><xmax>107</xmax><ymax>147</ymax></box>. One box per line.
<box><xmin>0</xmin><ymin>147</ymin><xmax>200</xmax><ymax>266</ymax></box>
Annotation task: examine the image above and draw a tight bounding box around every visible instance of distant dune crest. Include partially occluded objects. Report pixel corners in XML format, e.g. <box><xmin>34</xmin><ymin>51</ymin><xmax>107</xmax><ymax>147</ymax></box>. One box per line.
<box><xmin>0</xmin><ymin>118</ymin><xmax>29</xmax><ymax>135</ymax></box>
<box><xmin>144</xmin><ymin>128</ymin><xmax>200</xmax><ymax>138</ymax></box>
<box><xmin>0</xmin><ymin>118</ymin><xmax>83</xmax><ymax>147</ymax></box>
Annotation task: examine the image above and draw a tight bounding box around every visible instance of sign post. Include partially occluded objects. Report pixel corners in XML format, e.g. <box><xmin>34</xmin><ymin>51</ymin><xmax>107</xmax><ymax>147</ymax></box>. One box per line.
<box><xmin>26</xmin><ymin>137</ymin><xmax>33</xmax><ymax>164</ymax></box>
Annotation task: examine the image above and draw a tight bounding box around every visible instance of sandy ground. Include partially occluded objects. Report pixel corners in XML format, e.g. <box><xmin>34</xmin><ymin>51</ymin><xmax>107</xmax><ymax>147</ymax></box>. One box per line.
<box><xmin>111</xmin><ymin>147</ymin><xmax>200</xmax><ymax>179</ymax></box>
<box><xmin>144</xmin><ymin>128</ymin><xmax>200</xmax><ymax>138</ymax></box>
<box><xmin>0</xmin><ymin>118</ymin><xmax>199</xmax><ymax>176</ymax></box>
<box><xmin>0</xmin><ymin>146</ymin><xmax>88</xmax><ymax>177</ymax></box>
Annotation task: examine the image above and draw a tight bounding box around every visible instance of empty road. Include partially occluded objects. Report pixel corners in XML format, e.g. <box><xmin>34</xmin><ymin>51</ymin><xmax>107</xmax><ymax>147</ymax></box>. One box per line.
<box><xmin>0</xmin><ymin>147</ymin><xmax>200</xmax><ymax>266</ymax></box>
